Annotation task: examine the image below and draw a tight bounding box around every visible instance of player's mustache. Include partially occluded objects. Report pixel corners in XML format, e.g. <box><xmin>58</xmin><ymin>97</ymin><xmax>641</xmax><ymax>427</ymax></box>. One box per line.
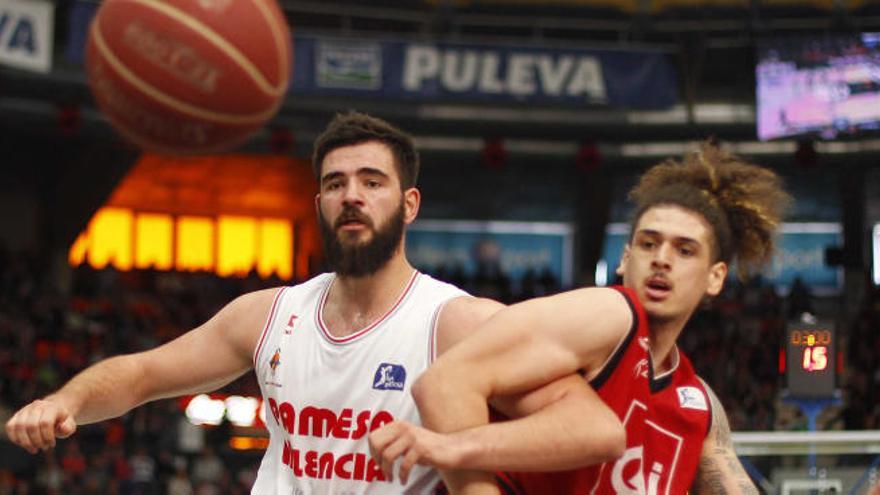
<box><xmin>334</xmin><ymin>207</ymin><xmax>373</xmax><ymax>230</ymax></box>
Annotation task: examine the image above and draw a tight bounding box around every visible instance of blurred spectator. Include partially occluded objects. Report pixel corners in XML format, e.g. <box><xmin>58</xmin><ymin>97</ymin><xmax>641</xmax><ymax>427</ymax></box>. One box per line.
<box><xmin>191</xmin><ymin>447</ymin><xmax>224</xmax><ymax>487</ymax></box>
<box><xmin>128</xmin><ymin>445</ymin><xmax>156</xmax><ymax>495</ymax></box>
<box><xmin>177</xmin><ymin>413</ymin><xmax>206</xmax><ymax>455</ymax></box>
<box><xmin>680</xmin><ymin>277</ymin><xmax>786</xmax><ymax>431</ymax></box>
<box><xmin>537</xmin><ymin>267</ymin><xmax>560</xmax><ymax>296</ymax></box>
<box><xmin>60</xmin><ymin>440</ymin><xmax>86</xmax><ymax>482</ymax></box>
<box><xmin>0</xmin><ymin>470</ymin><xmax>15</xmax><ymax>495</ymax></box>
<box><xmin>166</xmin><ymin>458</ymin><xmax>192</xmax><ymax>495</ymax></box>
<box><xmin>33</xmin><ymin>452</ymin><xmax>62</xmax><ymax>495</ymax></box>
<box><xmin>787</xmin><ymin>276</ymin><xmax>814</xmax><ymax>320</ymax></box>
<box><xmin>81</xmin><ymin>449</ymin><xmax>112</xmax><ymax>495</ymax></box>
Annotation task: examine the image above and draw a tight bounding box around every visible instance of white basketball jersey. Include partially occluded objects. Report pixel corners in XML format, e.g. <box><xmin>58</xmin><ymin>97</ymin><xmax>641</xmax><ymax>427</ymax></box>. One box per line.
<box><xmin>251</xmin><ymin>271</ymin><xmax>467</xmax><ymax>494</ymax></box>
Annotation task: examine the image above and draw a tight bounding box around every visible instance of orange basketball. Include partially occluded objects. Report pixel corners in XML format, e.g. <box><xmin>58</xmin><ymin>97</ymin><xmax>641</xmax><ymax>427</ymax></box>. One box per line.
<box><xmin>85</xmin><ymin>0</ymin><xmax>292</xmax><ymax>154</ymax></box>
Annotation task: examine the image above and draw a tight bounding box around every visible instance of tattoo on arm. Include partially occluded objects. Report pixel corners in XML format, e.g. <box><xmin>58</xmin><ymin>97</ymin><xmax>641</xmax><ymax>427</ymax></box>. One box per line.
<box><xmin>692</xmin><ymin>381</ymin><xmax>759</xmax><ymax>495</ymax></box>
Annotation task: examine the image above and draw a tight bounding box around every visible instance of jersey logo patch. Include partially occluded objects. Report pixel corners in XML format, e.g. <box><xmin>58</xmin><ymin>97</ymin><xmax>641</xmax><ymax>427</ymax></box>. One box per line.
<box><xmin>269</xmin><ymin>348</ymin><xmax>281</xmax><ymax>372</ymax></box>
<box><xmin>285</xmin><ymin>314</ymin><xmax>297</xmax><ymax>335</ymax></box>
<box><xmin>634</xmin><ymin>358</ymin><xmax>650</xmax><ymax>379</ymax></box>
<box><xmin>372</xmin><ymin>363</ymin><xmax>406</xmax><ymax>391</ymax></box>
<box><xmin>263</xmin><ymin>348</ymin><xmax>283</xmax><ymax>388</ymax></box>
<box><xmin>676</xmin><ymin>386</ymin><xmax>708</xmax><ymax>411</ymax></box>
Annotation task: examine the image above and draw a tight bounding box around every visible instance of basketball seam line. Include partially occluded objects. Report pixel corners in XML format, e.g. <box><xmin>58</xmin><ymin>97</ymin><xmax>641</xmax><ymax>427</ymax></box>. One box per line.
<box><xmin>250</xmin><ymin>0</ymin><xmax>290</xmax><ymax>88</ymax></box>
<box><xmin>93</xmin><ymin>21</ymin><xmax>279</xmax><ymax>125</ymax></box>
<box><xmin>125</xmin><ymin>0</ymin><xmax>286</xmax><ymax>97</ymax></box>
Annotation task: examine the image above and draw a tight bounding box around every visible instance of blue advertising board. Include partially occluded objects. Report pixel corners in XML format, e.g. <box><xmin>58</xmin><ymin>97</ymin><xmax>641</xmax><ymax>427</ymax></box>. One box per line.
<box><xmin>293</xmin><ymin>36</ymin><xmax>677</xmax><ymax>108</ymax></box>
<box><xmin>406</xmin><ymin>220</ymin><xmax>574</xmax><ymax>287</ymax></box>
<box><xmin>65</xmin><ymin>2</ymin><xmax>677</xmax><ymax>109</ymax></box>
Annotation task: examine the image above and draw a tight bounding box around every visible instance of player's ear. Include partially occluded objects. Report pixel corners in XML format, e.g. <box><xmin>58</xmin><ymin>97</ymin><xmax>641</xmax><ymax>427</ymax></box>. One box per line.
<box><xmin>706</xmin><ymin>261</ymin><xmax>727</xmax><ymax>296</ymax></box>
<box><xmin>615</xmin><ymin>244</ymin><xmax>631</xmax><ymax>276</ymax></box>
<box><xmin>403</xmin><ymin>187</ymin><xmax>420</xmax><ymax>225</ymax></box>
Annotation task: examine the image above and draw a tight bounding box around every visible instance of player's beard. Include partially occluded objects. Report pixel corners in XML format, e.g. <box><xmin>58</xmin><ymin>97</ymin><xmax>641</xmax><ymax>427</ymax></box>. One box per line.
<box><xmin>319</xmin><ymin>201</ymin><xmax>405</xmax><ymax>277</ymax></box>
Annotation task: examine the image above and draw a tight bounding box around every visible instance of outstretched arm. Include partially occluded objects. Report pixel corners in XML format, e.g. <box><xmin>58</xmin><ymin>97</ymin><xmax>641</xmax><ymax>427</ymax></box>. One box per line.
<box><xmin>5</xmin><ymin>288</ymin><xmax>277</xmax><ymax>453</ymax></box>
<box><xmin>402</xmin><ymin>289</ymin><xmax>630</xmax><ymax>493</ymax></box>
<box><xmin>691</xmin><ymin>380</ymin><xmax>759</xmax><ymax>494</ymax></box>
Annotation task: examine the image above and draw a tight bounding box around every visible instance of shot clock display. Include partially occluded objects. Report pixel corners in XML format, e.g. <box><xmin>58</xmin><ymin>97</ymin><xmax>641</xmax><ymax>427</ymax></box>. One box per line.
<box><xmin>785</xmin><ymin>321</ymin><xmax>837</xmax><ymax>399</ymax></box>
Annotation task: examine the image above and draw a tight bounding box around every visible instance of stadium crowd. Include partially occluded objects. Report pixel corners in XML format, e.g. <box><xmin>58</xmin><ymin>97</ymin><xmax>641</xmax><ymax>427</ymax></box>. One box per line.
<box><xmin>0</xmin><ymin>244</ymin><xmax>876</xmax><ymax>493</ymax></box>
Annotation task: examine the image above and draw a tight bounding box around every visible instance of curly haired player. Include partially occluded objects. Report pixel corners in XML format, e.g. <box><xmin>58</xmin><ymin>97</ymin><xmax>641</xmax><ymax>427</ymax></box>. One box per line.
<box><xmin>370</xmin><ymin>142</ymin><xmax>791</xmax><ymax>494</ymax></box>
<box><xmin>623</xmin><ymin>143</ymin><xmax>790</xmax><ymax>493</ymax></box>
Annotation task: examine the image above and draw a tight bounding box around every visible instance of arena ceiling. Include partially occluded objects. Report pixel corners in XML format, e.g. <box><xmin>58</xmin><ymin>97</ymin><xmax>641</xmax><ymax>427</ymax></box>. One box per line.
<box><xmin>2</xmin><ymin>0</ymin><xmax>880</xmax><ymax>163</ymax></box>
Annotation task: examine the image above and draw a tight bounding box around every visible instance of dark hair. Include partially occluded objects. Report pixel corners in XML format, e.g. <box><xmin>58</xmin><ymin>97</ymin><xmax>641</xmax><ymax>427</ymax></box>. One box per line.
<box><xmin>628</xmin><ymin>142</ymin><xmax>792</xmax><ymax>278</ymax></box>
<box><xmin>312</xmin><ymin>111</ymin><xmax>419</xmax><ymax>189</ymax></box>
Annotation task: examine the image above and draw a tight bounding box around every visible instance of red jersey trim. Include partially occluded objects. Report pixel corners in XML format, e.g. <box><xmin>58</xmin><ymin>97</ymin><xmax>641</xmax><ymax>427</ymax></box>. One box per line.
<box><xmin>427</xmin><ymin>295</ymin><xmax>471</xmax><ymax>363</ymax></box>
<box><xmin>252</xmin><ymin>286</ymin><xmax>287</xmax><ymax>367</ymax></box>
<box><xmin>495</xmin><ymin>472</ymin><xmax>526</xmax><ymax>495</ymax></box>
<box><xmin>651</xmin><ymin>345</ymin><xmax>681</xmax><ymax>393</ymax></box>
<box><xmin>589</xmin><ymin>286</ymin><xmax>643</xmax><ymax>390</ymax></box>
<box><xmin>317</xmin><ymin>270</ymin><xmax>420</xmax><ymax>345</ymax></box>
<box><xmin>427</xmin><ymin>296</ymin><xmax>455</xmax><ymax>364</ymax></box>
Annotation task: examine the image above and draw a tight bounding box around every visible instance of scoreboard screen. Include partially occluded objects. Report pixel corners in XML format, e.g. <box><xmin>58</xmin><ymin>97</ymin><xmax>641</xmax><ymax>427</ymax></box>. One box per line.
<box><xmin>785</xmin><ymin>321</ymin><xmax>837</xmax><ymax>399</ymax></box>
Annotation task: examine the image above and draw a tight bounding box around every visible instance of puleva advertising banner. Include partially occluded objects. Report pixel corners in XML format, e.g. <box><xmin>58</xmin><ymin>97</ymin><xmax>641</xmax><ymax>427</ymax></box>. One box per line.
<box><xmin>65</xmin><ymin>1</ymin><xmax>677</xmax><ymax>109</ymax></box>
<box><xmin>292</xmin><ymin>36</ymin><xmax>678</xmax><ymax>108</ymax></box>
<box><xmin>0</xmin><ymin>0</ymin><xmax>54</xmax><ymax>74</ymax></box>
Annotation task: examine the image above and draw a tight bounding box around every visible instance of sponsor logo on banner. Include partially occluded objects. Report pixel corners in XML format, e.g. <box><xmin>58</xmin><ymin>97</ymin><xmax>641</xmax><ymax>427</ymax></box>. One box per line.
<box><xmin>372</xmin><ymin>363</ymin><xmax>406</xmax><ymax>391</ymax></box>
<box><xmin>317</xmin><ymin>40</ymin><xmax>382</xmax><ymax>90</ymax></box>
<box><xmin>402</xmin><ymin>45</ymin><xmax>608</xmax><ymax>102</ymax></box>
<box><xmin>0</xmin><ymin>0</ymin><xmax>54</xmax><ymax>73</ymax></box>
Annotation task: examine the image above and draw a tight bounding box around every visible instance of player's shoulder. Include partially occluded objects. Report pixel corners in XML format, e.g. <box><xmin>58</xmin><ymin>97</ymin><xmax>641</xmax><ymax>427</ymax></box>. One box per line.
<box><xmin>226</xmin><ymin>273</ymin><xmax>332</xmax><ymax>319</ymax></box>
<box><xmin>440</xmin><ymin>294</ymin><xmax>504</xmax><ymax>323</ymax></box>
<box><xmin>555</xmin><ymin>285</ymin><xmax>635</xmax><ymax>307</ymax></box>
<box><xmin>434</xmin><ymin>294</ymin><xmax>505</xmax><ymax>355</ymax></box>
<box><xmin>546</xmin><ymin>286</ymin><xmax>636</xmax><ymax>332</ymax></box>
<box><xmin>413</xmin><ymin>272</ymin><xmax>470</xmax><ymax>298</ymax></box>
<box><xmin>287</xmin><ymin>272</ymin><xmax>334</xmax><ymax>295</ymax></box>
<box><xmin>605</xmin><ymin>285</ymin><xmax>647</xmax><ymax>319</ymax></box>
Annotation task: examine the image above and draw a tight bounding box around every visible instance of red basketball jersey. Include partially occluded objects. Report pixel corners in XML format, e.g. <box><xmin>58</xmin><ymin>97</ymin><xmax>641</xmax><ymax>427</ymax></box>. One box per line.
<box><xmin>642</xmin><ymin>348</ymin><xmax>712</xmax><ymax>494</ymax></box>
<box><xmin>498</xmin><ymin>286</ymin><xmax>654</xmax><ymax>494</ymax></box>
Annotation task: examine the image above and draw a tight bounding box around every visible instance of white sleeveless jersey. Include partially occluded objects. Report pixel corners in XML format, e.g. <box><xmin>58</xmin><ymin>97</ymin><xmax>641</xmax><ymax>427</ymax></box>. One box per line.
<box><xmin>251</xmin><ymin>271</ymin><xmax>467</xmax><ymax>494</ymax></box>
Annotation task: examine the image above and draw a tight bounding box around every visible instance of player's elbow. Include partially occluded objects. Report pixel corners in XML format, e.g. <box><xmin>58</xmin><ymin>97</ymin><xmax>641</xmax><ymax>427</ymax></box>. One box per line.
<box><xmin>412</xmin><ymin>363</ymin><xmax>450</xmax><ymax>412</ymax></box>
<box><xmin>413</xmin><ymin>360</ymin><xmax>479</xmax><ymax>418</ymax></box>
<box><xmin>570</xmin><ymin>405</ymin><xmax>625</xmax><ymax>465</ymax></box>
<box><xmin>590</xmin><ymin>394</ymin><xmax>627</xmax><ymax>461</ymax></box>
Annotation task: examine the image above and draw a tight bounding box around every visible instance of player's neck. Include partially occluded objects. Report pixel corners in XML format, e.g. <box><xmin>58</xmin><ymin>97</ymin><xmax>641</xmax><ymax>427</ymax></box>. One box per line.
<box><xmin>324</xmin><ymin>253</ymin><xmax>415</xmax><ymax>336</ymax></box>
<box><xmin>649</xmin><ymin>317</ymin><xmax>687</xmax><ymax>375</ymax></box>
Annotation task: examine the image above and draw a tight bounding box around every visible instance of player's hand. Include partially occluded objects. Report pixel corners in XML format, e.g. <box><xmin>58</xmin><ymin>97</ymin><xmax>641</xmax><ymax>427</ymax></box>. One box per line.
<box><xmin>5</xmin><ymin>398</ymin><xmax>77</xmax><ymax>454</ymax></box>
<box><xmin>368</xmin><ymin>420</ymin><xmax>462</xmax><ymax>484</ymax></box>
